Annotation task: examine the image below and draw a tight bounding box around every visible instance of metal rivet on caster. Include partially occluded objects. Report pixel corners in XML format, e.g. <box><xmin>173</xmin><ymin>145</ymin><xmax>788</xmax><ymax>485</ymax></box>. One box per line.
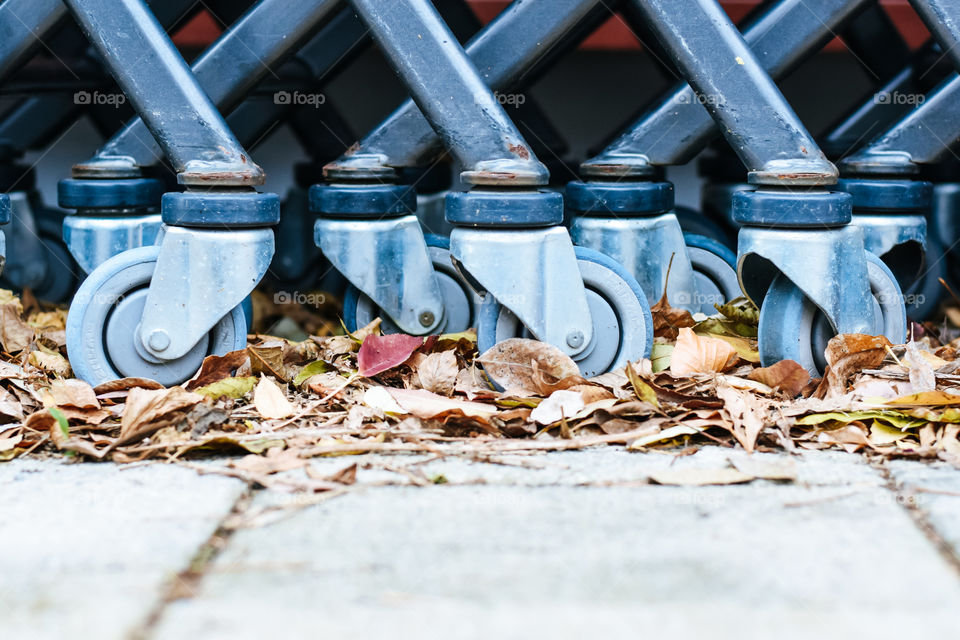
<box><xmin>566</xmin><ymin>330</ymin><xmax>585</xmax><ymax>349</ymax></box>
<box><xmin>147</xmin><ymin>329</ymin><xmax>171</xmax><ymax>351</ymax></box>
<box><xmin>418</xmin><ymin>310</ymin><xmax>436</xmax><ymax>327</ymax></box>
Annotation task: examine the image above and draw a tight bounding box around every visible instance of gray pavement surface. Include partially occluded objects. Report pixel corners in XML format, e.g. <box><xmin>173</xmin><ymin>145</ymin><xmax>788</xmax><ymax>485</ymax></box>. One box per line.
<box><xmin>3</xmin><ymin>448</ymin><xmax>959</xmax><ymax>639</ymax></box>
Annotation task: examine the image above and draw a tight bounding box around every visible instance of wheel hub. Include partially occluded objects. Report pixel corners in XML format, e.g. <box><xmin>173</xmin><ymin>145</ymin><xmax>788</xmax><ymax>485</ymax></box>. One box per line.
<box><xmin>105</xmin><ymin>288</ymin><xmax>210</xmax><ymax>386</ymax></box>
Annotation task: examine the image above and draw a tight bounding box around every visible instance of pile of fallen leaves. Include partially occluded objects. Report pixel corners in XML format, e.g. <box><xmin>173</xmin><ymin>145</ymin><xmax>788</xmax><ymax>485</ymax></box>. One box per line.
<box><xmin>2</xmin><ymin>287</ymin><xmax>960</xmax><ymax>490</ymax></box>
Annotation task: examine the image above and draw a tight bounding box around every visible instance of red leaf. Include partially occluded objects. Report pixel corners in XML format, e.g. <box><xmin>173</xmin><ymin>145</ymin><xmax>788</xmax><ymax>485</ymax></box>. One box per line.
<box><xmin>357</xmin><ymin>334</ymin><xmax>424</xmax><ymax>377</ymax></box>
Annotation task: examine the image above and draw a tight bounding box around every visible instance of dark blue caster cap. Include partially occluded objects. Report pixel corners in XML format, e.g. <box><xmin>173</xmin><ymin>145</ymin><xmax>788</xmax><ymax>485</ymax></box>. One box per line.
<box><xmin>309</xmin><ymin>183</ymin><xmax>417</xmax><ymax>218</ymax></box>
<box><xmin>162</xmin><ymin>191</ymin><xmax>280</xmax><ymax>227</ymax></box>
<box><xmin>732</xmin><ymin>189</ymin><xmax>852</xmax><ymax>227</ymax></box>
<box><xmin>565</xmin><ymin>180</ymin><xmax>674</xmax><ymax>216</ymax></box>
<box><xmin>445</xmin><ymin>189</ymin><xmax>562</xmax><ymax>228</ymax></box>
<box><xmin>58</xmin><ymin>178</ymin><xmax>164</xmax><ymax>210</ymax></box>
<box><xmin>835</xmin><ymin>178</ymin><xmax>933</xmax><ymax>213</ymax></box>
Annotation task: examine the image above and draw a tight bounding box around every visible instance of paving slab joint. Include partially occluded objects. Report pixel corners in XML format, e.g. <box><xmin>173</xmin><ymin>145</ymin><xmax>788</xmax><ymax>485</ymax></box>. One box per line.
<box><xmin>870</xmin><ymin>459</ymin><xmax>960</xmax><ymax>579</ymax></box>
<box><xmin>128</xmin><ymin>487</ymin><xmax>256</xmax><ymax>640</ymax></box>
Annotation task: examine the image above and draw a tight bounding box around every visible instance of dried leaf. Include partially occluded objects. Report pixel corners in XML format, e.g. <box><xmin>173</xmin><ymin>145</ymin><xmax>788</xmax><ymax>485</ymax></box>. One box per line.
<box><xmin>670</xmin><ymin>328</ymin><xmax>738</xmax><ymax>376</ymax></box>
<box><xmin>357</xmin><ymin>334</ymin><xmax>424</xmax><ymax>377</ymax></box>
<box><xmin>363</xmin><ymin>386</ymin><xmax>407</xmax><ymax>413</ymax></box>
<box><xmin>650</xmin><ymin>290</ymin><xmax>695</xmax><ymax>340</ymax></box>
<box><xmin>120</xmin><ymin>387</ymin><xmax>204</xmax><ymax>441</ymax></box>
<box><xmin>884</xmin><ymin>391</ymin><xmax>960</xmax><ymax>407</ymax></box>
<box><xmin>529</xmin><ymin>390</ymin><xmax>584</xmax><ymax>425</ymax></box>
<box><xmin>325</xmin><ymin>462</ymin><xmax>358</xmax><ymax>485</ymax></box>
<box><xmin>230</xmin><ymin>447</ymin><xmax>305</xmax><ymax>475</ymax></box>
<box><xmin>649</xmin><ymin>467</ymin><xmax>754</xmax><ymax>486</ymax></box>
<box><xmin>717</xmin><ymin>381</ymin><xmax>768</xmax><ymax>452</ymax></box>
<box><xmin>706</xmin><ymin>333</ymin><xmax>760</xmax><ymax>363</ymax></box>
<box><xmin>185</xmin><ymin>349</ymin><xmax>251</xmax><ymax>391</ymax></box>
<box><xmin>249</xmin><ymin>344</ymin><xmax>286</xmax><ymax>380</ymax></box>
<box><xmin>478</xmin><ymin>338</ymin><xmax>579</xmax><ymax>395</ymax></box>
<box><xmin>417</xmin><ymin>350</ymin><xmax>459</xmax><ymax>396</ymax></box>
<box><xmin>28</xmin><ymin>349</ymin><xmax>70</xmax><ymax>376</ymax></box>
<box><xmin>195</xmin><ymin>376</ymin><xmax>257</xmax><ymax>399</ymax></box>
<box><xmin>650</xmin><ymin>343</ymin><xmax>673</xmax><ymax>372</ymax></box>
<box><xmin>730</xmin><ymin>457</ymin><xmax>796</xmax><ymax>481</ymax></box>
<box><xmin>816</xmin><ymin>334</ymin><xmax>892</xmax><ymax>398</ymax></box>
<box><xmin>93</xmin><ymin>378</ymin><xmax>165</xmax><ymax>396</ymax></box>
<box><xmin>0</xmin><ymin>303</ymin><xmax>35</xmax><ymax>352</ymax></box>
<box><xmin>903</xmin><ymin>342</ymin><xmax>936</xmax><ymax>393</ymax></box>
<box><xmin>748</xmin><ymin>360</ymin><xmax>810</xmax><ymax>397</ymax></box>
<box><xmin>626</xmin><ymin>363</ymin><xmax>659</xmax><ymax>409</ymax></box>
<box><xmin>627</xmin><ymin>423</ymin><xmax>701</xmax><ymax>450</ymax></box>
<box><xmin>47</xmin><ymin>379</ymin><xmax>99</xmax><ymax>409</ymax></box>
<box><xmin>253</xmin><ymin>377</ymin><xmax>295</xmax><ymax>419</ymax></box>
<box><xmin>386</xmin><ymin>388</ymin><xmax>498</xmax><ymax>422</ymax></box>
<box><xmin>715</xmin><ymin>296</ymin><xmax>759</xmax><ymax>328</ymax></box>
<box><xmin>293</xmin><ymin>360</ymin><xmax>334</xmax><ymax>386</ymax></box>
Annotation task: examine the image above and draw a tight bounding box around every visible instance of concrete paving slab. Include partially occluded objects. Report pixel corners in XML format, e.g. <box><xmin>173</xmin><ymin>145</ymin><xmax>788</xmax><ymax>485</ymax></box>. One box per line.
<box><xmin>154</xmin><ymin>449</ymin><xmax>959</xmax><ymax>640</ymax></box>
<box><xmin>887</xmin><ymin>459</ymin><xmax>960</xmax><ymax>560</ymax></box>
<box><xmin>0</xmin><ymin>460</ymin><xmax>245</xmax><ymax>640</ymax></box>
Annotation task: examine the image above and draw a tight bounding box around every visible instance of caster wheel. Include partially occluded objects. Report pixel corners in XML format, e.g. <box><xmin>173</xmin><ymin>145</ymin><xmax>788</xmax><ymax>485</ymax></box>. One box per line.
<box><xmin>241</xmin><ymin>295</ymin><xmax>254</xmax><ymax>333</ymax></box>
<box><xmin>0</xmin><ymin>209</ymin><xmax>81</xmax><ymax>303</ymax></box>
<box><xmin>903</xmin><ymin>237</ymin><xmax>945</xmax><ymax>321</ymax></box>
<box><xmin>34</xmin><ymin>209</ymin><xmax>81</xmax><ymax>303</ymax></box>
<box><xmin>758</xmin><ymin>251</ymin><xmax>906</xmax><ymax>375</ymax></box>
<box><xmin>477</xmin><ymin>246</ymin><xmax>653</xmax><ymax>378</ymax></box>
<box><xmin>67</xmin><ymin>246</ymin><xmax>247</xmax><ymax>387</ymax></box>
<box><xmin>684</xmin><ymin>233</ymin><xmax>740</xmax><ymax>314</ymax></box>
<box><xmin>344</xmin><ymin>234</ymin><xmax>476</xmax><ymax>334</ymax></box>
<box><xmin>675</xmin><ymin>205</ymin><xmax>736</xmax><ymax>249</ymax></box>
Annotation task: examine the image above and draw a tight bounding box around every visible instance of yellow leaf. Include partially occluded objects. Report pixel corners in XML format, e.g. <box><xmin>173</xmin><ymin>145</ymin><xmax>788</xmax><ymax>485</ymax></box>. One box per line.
<box><xmin>651</xmin><ymin>343</ymin><xmax>673</xmax><ymax>372</ymax></box>
<box><xmin>626</xmin><ymin>362</ymin><xmax>659</xmax><ymax>408</ymax></box>
<box><xmin>707</xmin><ymin>333</ymin><xmax>760</xmax><ymax>363</ymax></box>
<box><xmin>869</xmin><ymin>422</ymin><xmax>911</xmax><ymax>446</ymax></box>
<box><xmin>885</xmin><ymin>391</ymin><xmax>960</xmax><ymax>407</ymax></box>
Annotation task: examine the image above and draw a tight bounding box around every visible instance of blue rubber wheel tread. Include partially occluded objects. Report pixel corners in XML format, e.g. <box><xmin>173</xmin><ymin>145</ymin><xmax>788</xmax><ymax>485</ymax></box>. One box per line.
<box><xmin>683</xmin><ymin>233</ymin><xmax>737</xmax><ymax>269</ymax></box>
<box><xmin>904</xmin><ymin>236</ymin><xmax>945</xmax><ymax>321</ymax></box>
<box><xmin>758</xmin><ymin>251</ymin><xmax>906</xmax><ymax>375</ymax></box>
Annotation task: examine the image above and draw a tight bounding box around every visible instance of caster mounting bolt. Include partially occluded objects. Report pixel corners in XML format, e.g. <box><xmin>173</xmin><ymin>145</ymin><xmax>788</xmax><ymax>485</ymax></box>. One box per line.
<box><xmin>566</xmin><ymin>330</ymin><xmax>585</xmax><ymax>349</ymax></box>
<box><xmin>147</xmin><ymin>329</ymin><xmax>171</xmax><ymax>351</ymax></box>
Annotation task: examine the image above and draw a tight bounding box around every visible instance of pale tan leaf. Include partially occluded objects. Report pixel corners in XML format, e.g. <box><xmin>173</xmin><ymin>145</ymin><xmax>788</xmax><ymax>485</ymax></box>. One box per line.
<box><xmin>386</xmin><ymin>388</ymin><xmax>497</xmax><ymax>422</ymax></box>
<box><xmin>47</xmin><ymin>379</ymin><xmax>99</xmax><ymax>410</ymax></box>
<box><xmin>253</xmin><ymin>376</ymin><xmax>295</xmax><ymax>419</ymax></box>
<box><xmin>649</xmin><ymin>467</ymin><xmax>754</xmax><ymax>486</ymax></box>
<box><xmin>478</xmin><ymin>338</ymin><xmax>579</xmax><ymax>395</ymax></box>
<box><xmin>363</xmin><ymin>386</ymin><xmax>407</xmax><ymax>413</ymax></box>
<box><xmin>120</xmin><ymin>386</ymin><xmax>204</xmax><ymax>441</ymax></box>
<box><xmin>529</xmin><ymin>390</ymin><xmax>584</xmax><ymax>425</ymax></box>
<box><xmin>28</xmin><ymin>349</ymin><xmax>70</xmax><ymax>376</ymax></box>
<box><xmin>716</xmin><ymin>381</ymin><xmax>769</xmax><ymax>452</ymax></box>
<box><xmin>670</xmin><ymin>328</ymin><xmax>738</xmax><ymax>376</ymax></box>
<box><xmin>417</xmin><ymin>349</ymin><xmax>459</xmax><ymax>396</ymax></box>
<box><xmin>0</xmin><ymin>303</ymin><xmax>35</xmax><ymax>352</ymax></box>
